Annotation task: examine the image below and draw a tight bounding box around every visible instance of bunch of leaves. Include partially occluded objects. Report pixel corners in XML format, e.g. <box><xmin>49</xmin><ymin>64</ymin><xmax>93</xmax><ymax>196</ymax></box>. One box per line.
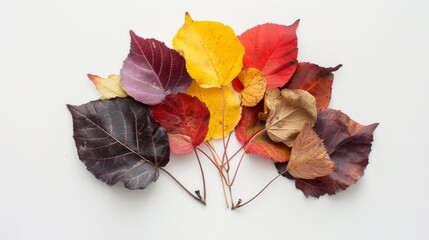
<box><xmin>68</xmin><ymin>13</ymin><xmax>378</xmax><ymax>209</ymax></box>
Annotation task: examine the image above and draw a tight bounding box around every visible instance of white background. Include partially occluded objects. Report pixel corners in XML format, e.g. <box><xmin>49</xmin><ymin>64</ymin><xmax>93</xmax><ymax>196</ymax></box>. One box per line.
<box><xmin>1</xmin><ymin>0</ymin><xmax>428</xmax><ymax>239</ymax></box>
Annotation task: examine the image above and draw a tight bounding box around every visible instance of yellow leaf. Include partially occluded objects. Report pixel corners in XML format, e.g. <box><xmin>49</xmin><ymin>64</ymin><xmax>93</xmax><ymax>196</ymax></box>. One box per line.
<box><xmin>88</xmin><ymin>74</ymin><xmax>127</xmax><ymax>99</ymax></box>
<box><xmin>237</xmin><ymin>68</ymin><xmax>267</xmax><ymax>107</ymax></box>
<box><xmin>186</xmin><ymin>82</ymin><xmax>241</xmax><ymax>140</ymax></box>
<box><xmin>173</xmin><ymin>13</ymin><xmax>244</xmax><ymax>88</ymax></box>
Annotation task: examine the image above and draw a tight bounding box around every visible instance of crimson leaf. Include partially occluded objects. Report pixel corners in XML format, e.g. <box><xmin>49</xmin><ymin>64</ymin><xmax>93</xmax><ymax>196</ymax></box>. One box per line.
<box><xmin>120</xmin><ymin>31</ymin><xmax>192</xmax><ymax>105</ymax></box>
<box><xmin>151</xmin><ymin>93</ymin><xmax>210</xmax><ymax>154</ymax></box>
<box><xmin>67</xmin><ymin>97</ymin><xmax>170</xmax><ymax>190</ymax></box>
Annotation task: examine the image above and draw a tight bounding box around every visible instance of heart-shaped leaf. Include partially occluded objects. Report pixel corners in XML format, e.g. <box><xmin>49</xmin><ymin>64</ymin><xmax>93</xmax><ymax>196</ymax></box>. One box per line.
<box><xmin>239</xmin><ymin>21</ymin><xmax>299</xmax><ymax>88</ymax></box>
<box><xmin>173</xmin><ymin>13</ymin><xmax>244</xmax><ymax>88</ymax></box>
<box><xmin>67</xmin><ymin>97</ymin><xmax>170</xmax><ymax>190</ymax></box>
<box><xmin>235</xmin><ymin>101</ymin><xmax>290</xmax><ymax>163</ymax></box>
<box><xmin>286</xmin><ymin>123</ymin><xmax>334</xmax><ymax>179</ymax></box>
<box><xmin>234</xmin><ymin>68</ymin><xmax>266</xmax><ymax>107</ymax></box>
<box><xmin>151</xmin><ymin>93</ymin><xmax>210</xmax><ymax>155</ymax></box>
<box><xmin>120</xmin><ymin>31</ymin><xmax>192</xmax><ymax>105</ymax></box>
<box><xmin>88</xmin><ymin>74</ymin><xmax>128</xmax><ymax>99</ymax></box>
<box><xmin>276</xmin><ymin>109</ymin><xmax>379</xmax><ymax>197</ymax></box>
<box><xmin>285</xmin><ymin>63</ymin><xmax>342</xmax><ymax>110</ymax></box>
<box><xmin>265</xmin><ymin>88</ymin><xmax>317</xmax><ymax>147</ymax></box>
<box><xmin>186</xmin><ymin>81</ymin><xmax>241</xmax><ymax>140</ymax></box>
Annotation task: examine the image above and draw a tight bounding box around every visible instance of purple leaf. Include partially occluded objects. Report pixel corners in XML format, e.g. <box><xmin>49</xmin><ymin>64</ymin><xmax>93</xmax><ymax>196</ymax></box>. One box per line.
<box><xmin>120</xmin><ymin>31</ymin><xmax>192</xmax><ymax>105</ymax></box>
<box><xmin>67</xmin><ymin>97</ymin><xmax>170</xmax><ymax>190</ymax></box>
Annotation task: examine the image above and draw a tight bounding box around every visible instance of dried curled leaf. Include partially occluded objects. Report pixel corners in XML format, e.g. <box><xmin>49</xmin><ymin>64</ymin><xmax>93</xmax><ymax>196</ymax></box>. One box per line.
<box><xmin>276</xmin><ymin>109</ymin><xmax>379</xmax><ymax>197</ymax></box>
<box><xmin>173</xmin><ymin>13</ymin><xmax>244</xmax><ymax>88</ymax></box>
<box><xmin>236</xmin><ymin>68</ymin><xmax>266</xmax><ymax>107</ymax></box>
<box><xmin>286</xmin><ymin>123</ymin><xmax>334</xmax><ymax>179</ymax></box>
<box><xmin>151</xmin><ymin>93</ymin><xmax>210</xmax><ymax>154</ymax></box>
<box><xmin>234</xmin><ymin>101</ymin><xmax>290</xmax><ymax>162</ymax></box>
<box><xmin>286</xmin><ymin>63</ymin><xmax>342</xmax><ymax>110</ymax></box>
<box><xmin>87</xmin><ymin>74</ymin><xmax>127</xmax><ymax>99</ymax></box>
<box><xmin>120</xmin><ymin>31</ymin><xmax>192</xmax><ymax>105</ymax></box>
<box><xmin>265</xmin><ymin>88</ymin><xmax>317</xmax><ymax>147</ymax></box>
<box><xmin>67</xmin><ymin>97</ymin><xmax>170</xmax><ymax>190</ymax></box>
<box><xmin>186</xmin><ymin>82</ymin><xmax>241</xmax><ymax>140</ymax></box>
<box><xmin>239</xmin><ymin>21</ymin><xmax>299</xmax><ymax>88</ymax></box>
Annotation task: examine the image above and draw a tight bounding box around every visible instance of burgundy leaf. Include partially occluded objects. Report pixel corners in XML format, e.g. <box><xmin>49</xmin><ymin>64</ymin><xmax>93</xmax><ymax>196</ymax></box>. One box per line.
<box><xmin>67</xmin><ymin>97</ymin><xmax>170</xmax><ymax>190</ymax></box>
<box><xmin>120</xmin><ymin>31</ymin><xmax>192</xmax><ymax>105</ymax></box>
<box><xmin>277</xmin><ymin>109</ymin><xmax>378</xmax><ymax>197</ymax></box>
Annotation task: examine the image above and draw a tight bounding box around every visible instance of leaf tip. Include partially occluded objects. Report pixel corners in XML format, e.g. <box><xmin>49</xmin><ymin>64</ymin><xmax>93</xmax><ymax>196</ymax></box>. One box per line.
<box><xmin>87</xmin><ymin>73</ymin><xmax>98</xmax><ymax>82</ymax></box>
<box><xmin>185</xmin><ymin>12</ymin><xmax>193</xmax><ymax>22</ymax></box>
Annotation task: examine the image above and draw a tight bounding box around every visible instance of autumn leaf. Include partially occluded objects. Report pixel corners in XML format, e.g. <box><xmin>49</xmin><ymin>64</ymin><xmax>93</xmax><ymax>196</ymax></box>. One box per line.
<box><xmin>173</xmin><ymin>13</ymin><xmax>244</xmax><ymax>88</ymax></box>
<box><xmin>151</xmin><ymin>93</ymin><xmax>210</xmax><ymax>154</ymax></box>
<box><xmin>265</xmin><ymin>88</ymin><xmax>317</xmax><ymax>147</ymax></box>
<box><xmin>286</xmin><ymin>123</ymin><xmax>334</xmax><ymax>179</ymax></box>
<box><xmin>239</xmin><ymin>21</ymin><xmax>299</xmax><ymax>88</ymax></box>
<box><xmin>120</xmin><ymin>31</ymin><xmax>192</xmax><ymax>105</ymax></box>
<box><xmin>186</xmin><ymin>81</ymin><xmax>241</xmax><ymax>140</ymax></box>
<box><xmin>235</xmin><ymin>101</ymin><xmax>290</xmax><ymax>163</ymax></box>
<box><xmin>87</xmin><ymin>74</ymin><xmax>127</xmax><ymax>99</ymax></box>
<box><xmin>234</xmin><ymin>68</ymin><xmax>266</xmax><ymax>107</ymax></box>
<box><xmin>285</xmin><ymin>63</ymin><xmax>342</xmax><ymax>110</ymax></box>
<box><xmin>277</xmin><ymin>109</ymin><xmax>379</xmax><ymax>197</ymax></box>
<box><xmin>67</xmin><ymin>97</ymin><xmax>170</xmax><ymax>190</ymax></box>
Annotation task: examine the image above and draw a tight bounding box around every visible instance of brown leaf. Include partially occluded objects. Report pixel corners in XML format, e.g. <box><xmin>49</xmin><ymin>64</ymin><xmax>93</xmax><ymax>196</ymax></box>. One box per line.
<box><xmin>286</xmin><ymin>123</ymin><xmax>334</xmax><ymax>179</ymax></box>
<box><xmin>265</xmin><ymin>88</ymin><xmax>317</xmax><ymax>147</ymax></box>
<box><xmin>277</xmin><ymin>109</ymin><xmax>379</xmax><ymax>197</ymax></box>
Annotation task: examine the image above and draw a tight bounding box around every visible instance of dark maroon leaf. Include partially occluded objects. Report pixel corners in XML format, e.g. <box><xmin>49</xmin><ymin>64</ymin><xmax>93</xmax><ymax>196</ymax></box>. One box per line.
<box><xmin>67</xmin><ymin>97</ymin><xmax>170</xmax><ymax>190</ymax></box>
<box><xmin>277</xmin><ymin>109</ymin><xmax>378</xmax><ymax>197</ymax></box>
<box><xmin>285</xmin><ymin>62</ymin><xmax>342</xmax><ymax>110</ymax></box>
<box><xmin>120</xmin><ymin>31</ymin><xmax>192</xmax><ymax>105</ymax></box>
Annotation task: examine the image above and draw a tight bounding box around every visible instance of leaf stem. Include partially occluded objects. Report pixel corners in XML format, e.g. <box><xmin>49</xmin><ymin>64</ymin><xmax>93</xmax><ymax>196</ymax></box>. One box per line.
<box><xmin>193</xmin><ymin>149</ymin><xmax>206</xmax><ymax>201</ymax></box>
<box><xmin>160</xmin><ymin>168</ymin><xmax>206</xmax><ymax>205</ymax></box>
<box><xmin>196</xmin><ymin>147</ymin><xmax>228</xmax><ymax>183</ymax></box>
<box><xmin>231</xmin><ymin>169</ymin><xmax>287</xmax><ymax>210</ymax></box>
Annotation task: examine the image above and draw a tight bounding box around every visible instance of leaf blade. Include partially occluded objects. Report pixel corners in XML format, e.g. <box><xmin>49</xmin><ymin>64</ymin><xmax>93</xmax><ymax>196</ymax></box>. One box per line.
<box><xmin>239</xmin><ymin>21</ymin><xmax>299</xmax><ymax>88</ymax></box>
<box><xmin>173</xmin><ymin>13</ymin><xmax>244</xmax><ymax>88</ymax></box>
<box><xmin>67</xmin><ymin>97</ymin><xmax>170</xmax><ymax>190</ymax></box>
<box><xmin>120</xmin><ymin>31</ymin><xmax>192</xmax><ymax>105</ymax></box>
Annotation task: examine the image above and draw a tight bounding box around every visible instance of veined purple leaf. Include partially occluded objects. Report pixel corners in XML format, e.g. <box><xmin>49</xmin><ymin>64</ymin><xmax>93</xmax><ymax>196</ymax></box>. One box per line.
<box><xmin>120</xmin><ymin>31</ymin><xmax>192</xmax><ymax>105</ymax></box>
<box><xmin>67</xmin><ymin>97</ymin><xmax>170</xmax><ymax>190</ymax></box>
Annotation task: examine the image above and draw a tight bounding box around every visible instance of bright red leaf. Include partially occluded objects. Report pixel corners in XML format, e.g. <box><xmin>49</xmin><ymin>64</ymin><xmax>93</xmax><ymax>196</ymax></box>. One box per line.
<box><xmin>151</xmin><ymin>93</ymin><xmax>210</xmax><ymax>155</ymax></box>
<box><xmin>239</xmin><ymin>21</ymin><xmax>299</xmax><ymax>88</ymax></box>
<box><xmin>285</xmin><ymin>63</ymin><xmax>342</xmax><ymax>110</ymax></box>
<box><xmin>235</xmin><ymin>101</ymin><xmax>290</xmax><ymax>163</ymax></box>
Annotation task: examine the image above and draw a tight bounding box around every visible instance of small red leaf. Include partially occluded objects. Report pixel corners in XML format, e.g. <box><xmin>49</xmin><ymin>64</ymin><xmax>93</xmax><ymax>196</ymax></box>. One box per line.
<box><xmin>235</xmin><ymin>101</ymin><xmax>290</xmax><ymax>162</ymax></box>
<box><xmin>151</xmin><ymin>93</ymin><xmax>210</xmax><ymax>154</ymax></box>
<box><xmin>239</xmin><ymin>21</ymin><xmax>299</xmax><ymax>88</ymax></box>
<box><xmin>286</xmin><ymin>63</ymin><xmax>342</xmax><ymax>110</ymax></box>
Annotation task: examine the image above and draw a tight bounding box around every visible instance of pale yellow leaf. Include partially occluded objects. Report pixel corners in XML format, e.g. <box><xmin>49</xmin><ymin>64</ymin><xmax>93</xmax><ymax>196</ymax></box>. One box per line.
<box><xmin>186</xmin><ymin>82</ymin><xmax>241</xmax><ymax>140</ymax></box>
<box><xmin>88</xmin><ymin>74</ymin><xmax>127</xmax><ymax>99</ymax></box>
<box><xmin>287</xmin><ymin>123</ymin><xmax>334</xmax><ymax>179</ymax></box>
<box><xmin>173</xmin><ymin>13</ymin><xmax>244</xmax><ymax>88</ymax></box>
<box><xmin>238</xmin><ymin>68</ymin><xmax>266</xmax><ymax>107</ymax></box>
<box><xmin>265</xmin><ymin>88</ymin><xmax>317</xmax><ymax>147</ymax></box>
